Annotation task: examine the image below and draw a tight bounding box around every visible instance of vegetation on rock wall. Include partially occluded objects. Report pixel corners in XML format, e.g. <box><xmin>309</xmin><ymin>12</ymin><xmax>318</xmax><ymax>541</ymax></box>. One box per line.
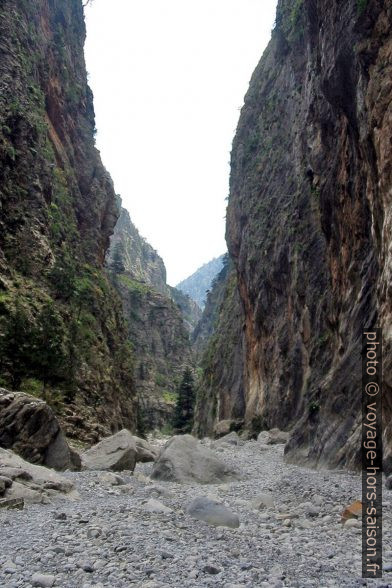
<box><xmin>194</xmin><ymin>0</ymin><xmax>392</xmax><ymax>471</ymax></box>
<box><xmin>0</xmin><ymin>0</ymin><xmax>136</xmax><ymax>442</ymax></box>
<box><xmin>107</xmin><ymin>208</ymin><xmax>194</xmax><ymax>430</ymax></box>
<box><xmin>194</xmin><ymin>259</ymin><xmax>245</xmax><ymax>438</ymax></box>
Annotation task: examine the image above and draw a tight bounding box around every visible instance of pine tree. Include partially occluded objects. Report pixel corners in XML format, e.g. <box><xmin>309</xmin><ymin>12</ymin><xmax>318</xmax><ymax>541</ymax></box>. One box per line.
<box><xmin>173</xmin><ymin>367</ymin><xmax>195</xmax><ymax>433</ymax></box>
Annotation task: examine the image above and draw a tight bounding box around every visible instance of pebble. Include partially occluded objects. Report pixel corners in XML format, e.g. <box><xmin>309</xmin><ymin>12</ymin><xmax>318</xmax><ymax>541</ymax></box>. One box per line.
<box><xmin>203</xmin><ymin>564</ymin><xmax>221</xmax><ymax>574</ymax></box>
<box><xmin>0</xmin><ymin>438</ymin><xmax>389</xmax><ymax>588</ymax></box>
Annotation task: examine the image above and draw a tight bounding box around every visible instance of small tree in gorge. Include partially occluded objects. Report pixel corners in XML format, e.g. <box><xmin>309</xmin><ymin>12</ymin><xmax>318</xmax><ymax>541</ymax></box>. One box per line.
<box><xmin>173</xmin><ymin>367</ymin><xmax>195</xmax><ymax>434</ymax></box>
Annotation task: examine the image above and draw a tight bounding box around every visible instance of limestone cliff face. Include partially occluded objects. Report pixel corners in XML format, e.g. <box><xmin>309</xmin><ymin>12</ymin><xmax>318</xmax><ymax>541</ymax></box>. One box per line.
<box><xmin>197</xmin><ymin>0</ymin><xmax>392</xmax><ymax>469</ymax></box>
<box><xmin>107</xmin><ymin>208</ymin><xmax>169</xmax><ymax>296</ymax></box>
<box><xmin>169</xmin><ymin>286</ymin><xmax>202</xmax><ymax>334</ymax></box>
<box><xmin>193</xmin><ymin>258</ymin><xmax>245</xmax><ymax>437</ymax></box>
<box><xmin>108</xmin><ymin>209</ymin><xmax>193</xmax><ymax>430</ymax></box>
<box><xmin>0</xmin><ymin>0</ymin><xmax>136</xmax><ymax>442</ymax></box>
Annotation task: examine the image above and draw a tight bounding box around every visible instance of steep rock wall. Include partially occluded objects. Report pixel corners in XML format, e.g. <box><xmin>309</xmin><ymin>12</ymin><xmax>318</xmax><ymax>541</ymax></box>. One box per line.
<box><xmin>198</xmin><ymin>0</ymin><xmax>392</xmax><ymax>469</ymax></box>
<box><xmin>108</xmin><ymin>209</ymin><xmax>193</xmax><ymax>430</ymax></box>
<box><xmin>0</xmin><ymin>0</ymin><xmax>136</xmax><ymax>443</ymax></box>
<box><xmin>194</xmin><ymin>262</ymin><xmax>246</xmax><ymax>437</ymax></box>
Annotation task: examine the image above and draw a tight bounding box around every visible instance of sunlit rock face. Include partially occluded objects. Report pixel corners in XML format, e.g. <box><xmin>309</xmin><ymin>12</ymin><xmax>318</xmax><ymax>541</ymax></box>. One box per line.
<box><xmin>196</xmin><ymin>0</ymin><xmax>392</xmax><ymax>469</ymax></box>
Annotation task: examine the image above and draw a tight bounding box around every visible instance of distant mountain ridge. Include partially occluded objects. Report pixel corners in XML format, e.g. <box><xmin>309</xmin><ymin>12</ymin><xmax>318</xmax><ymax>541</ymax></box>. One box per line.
<box><xmin>176</xmin><ymin>255</ymin><xmax>226</xmax><ymax>309</ymax></box>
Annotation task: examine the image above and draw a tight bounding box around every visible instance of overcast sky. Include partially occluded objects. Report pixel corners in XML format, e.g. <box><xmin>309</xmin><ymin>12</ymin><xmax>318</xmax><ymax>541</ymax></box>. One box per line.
<box><xmin>84</xmin><ymin>0</ymin><xmax>277</xmax><ymax>285</ymax></box>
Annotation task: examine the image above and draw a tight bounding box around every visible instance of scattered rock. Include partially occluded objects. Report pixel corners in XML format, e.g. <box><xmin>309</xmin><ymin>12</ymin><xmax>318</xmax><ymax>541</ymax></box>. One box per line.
<box><xmin>0</xmin><ymin>497</ymin><xmax>24</xmax><ymax>510</ymax></box>
<box><xmin>266</xmin><ymin>429</ymin><xmax>290</xmax><ymax>445</ymax></box>
<box><xmin>187</xmin><ymin>496</ymin><xmax>240</xmax><ymax>528</ymax></box>
<box><xmin>251</xmin><ymin>493</ymin><xmax>275</xmax><ymax>510</ymax></box>
<box><xmin>203</xmin><ymin>564</ymin><xmax>221</xmax><ymax>575</ymax></box>
<box><xmin>344</xmin><ymin>518</ymin><xmax>361</xmax><ymax>529</ymax></box>
<box><xmin>0</xmin><ymin>448</ymin><xmax>75</xmax><ymax>504</ymax></box>
<box><xmin>303</xmin><ymin>502</ymin><xmax>320</xmax><ymax>518</ymax></box>
<box><xmin>81</xmin><ymin>430</ymin><xmax>137</xmax><ymax>472</ymax></box>
<box><xmin>151</xmin><ymin>435</ymin><xmax>240</xmax><ymax>484</ymax></box>
<box><xmin>31</xmin><ymin>573</ymin><xmax>55</xmax><ymax>587</ymax></box>
<box><xmin>143</xmin><ymin>498</ymin><xmax>173</xmax><ymax>514</ymax></box>
<box><xmin>98</xmin><ymin>472</ymin><xmax>125</xmax><ymax>486</ymax></box>
<box><xmin>147</xmin><ymin>485</ymin><xmax>173</xmax><ymax>498</ymax></box>
<box><xmin>0</xmin><ymin>389</ymin><xmax>80</xmax><ymax>471</ymax></box>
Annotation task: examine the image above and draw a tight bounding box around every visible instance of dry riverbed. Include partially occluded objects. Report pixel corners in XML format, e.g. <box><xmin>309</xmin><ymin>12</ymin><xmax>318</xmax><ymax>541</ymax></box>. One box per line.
<box><xmin>0</xmin><ymin>438</ymin><xmax>391</xmax><ymax>588</ymax></box>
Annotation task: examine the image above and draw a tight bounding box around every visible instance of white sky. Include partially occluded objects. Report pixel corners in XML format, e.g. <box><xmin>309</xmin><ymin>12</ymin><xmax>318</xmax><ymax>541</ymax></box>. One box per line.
<box><xmin>84</xmin><ymin>0</ymin><xmax>277</xmax><ymax>285</ymax></box>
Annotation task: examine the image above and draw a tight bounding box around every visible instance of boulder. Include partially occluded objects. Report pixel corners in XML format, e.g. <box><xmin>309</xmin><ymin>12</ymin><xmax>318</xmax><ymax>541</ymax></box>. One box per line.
<box><xmin>213</xmin><ymin>431</ymin><xmax>240</xmax><ymax>447</ymax></box>
<box><xmin>187</xmin><ymin>496</ymin><xmax>240</xmax><ymax>528</ymax></box>
<box><xmin>0</xmin><ymin>388</ymin><xmax>80</xmax><ymax>471</ymax></box>
<box><xmin>151</xmin><ymin>435</ymin><xmax>240</xmax><ymax>484</ymax></box>
<box><xmin>213</xmin><ymin>419</ymin><xmax>244</xmax><ymax>438</ymax></box>
<box><xmin>264</xmin><ymin>428</ymin><xmax>290</xmax><ymax>445</ymax></box>
<box><xmin>257</xmin><ymin>431</ymin><xmax>269</xmax><ymax>444</ymax></box>
<box><xmin>0</xmin><ymin>448</ymin><xmax>76</xmax><ymax>505</ymax></box>
<box><xmin>81</xmin><ymin>429</ymin><xmax>137</xmax><ymax>472</ymax></box>
<box><xmin>98</xmin><ymin>472</ymin><xmax>126</xmax><ymax>486</ymax></box>
<box><xmin>134</xmin><ymin>436</ymin><xmax>159</xmax><ymax>463</ymax></box>
<box><xmin>385</xmin><ymin>475</ymin><xmax>392</xmax><ymax>490</ymax></box>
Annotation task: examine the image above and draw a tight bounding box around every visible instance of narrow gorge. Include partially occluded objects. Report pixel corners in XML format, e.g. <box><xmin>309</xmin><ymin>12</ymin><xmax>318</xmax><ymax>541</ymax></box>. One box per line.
<box><xmin>0</xmin><ymin>0</ymin><xmax>391</xmax><ymax>586</ymax></box>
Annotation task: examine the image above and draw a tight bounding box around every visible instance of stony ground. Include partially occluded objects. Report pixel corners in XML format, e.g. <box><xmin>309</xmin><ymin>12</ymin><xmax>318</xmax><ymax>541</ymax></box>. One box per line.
<box><xmin>0</xmin><ymin>438</ymin><xmax>391</xmax><ymax>588</ymax></box>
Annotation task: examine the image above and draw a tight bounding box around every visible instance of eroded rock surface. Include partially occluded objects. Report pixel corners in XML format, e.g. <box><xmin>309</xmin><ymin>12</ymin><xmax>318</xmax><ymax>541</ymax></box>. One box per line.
<box><xmin>0</xmin><ymin>448</ymin><xmax>75</xmax><ymax>505</ymax></box>
<box><xmin>0</xmin><ymin>389</ymin><xmax>80</xmax><ymax>471</ymax></box>
<box><xmin>195</xmin><ymin>0</ymin><xmax>392</xmax><ymax>469</ymax></box>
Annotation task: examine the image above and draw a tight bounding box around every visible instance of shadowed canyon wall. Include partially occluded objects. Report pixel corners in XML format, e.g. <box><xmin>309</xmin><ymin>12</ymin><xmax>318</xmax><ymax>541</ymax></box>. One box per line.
<box><xmin>0</xmin><ymin>0</ymin><xmax>136</xmax><ymax>443</ymax></box>
<box><xmin>196</xmin><ymin>0</ymin><xmax>392</xmax><ymax>470</ymax></box>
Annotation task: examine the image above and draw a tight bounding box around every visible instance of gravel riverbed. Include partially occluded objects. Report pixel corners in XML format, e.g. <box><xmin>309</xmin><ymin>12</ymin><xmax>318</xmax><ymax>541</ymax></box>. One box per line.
<box><xmin>0</xmin><ymin>438</ymin><xmax>391</xmax><ymax>588</ymax></box>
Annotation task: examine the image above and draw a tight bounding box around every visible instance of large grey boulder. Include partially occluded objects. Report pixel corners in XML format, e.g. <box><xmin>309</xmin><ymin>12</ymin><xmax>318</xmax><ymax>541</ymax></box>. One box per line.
<box><xmin>134</xmin><ymin>436</ymin><xmax>159</xmax><ymax>463</ymax></box>
<box><xmin>81</xmin><ymin>429</ymin><xmax>137</xmax><ymax>472</ymax></box>
<box><xmin>0</xmin><ymin>389</ymin><xmax>80</xmax><ymax>471</ymax></box>
<box><xmin>151</xmin><ymin>435</ymin><xmax>240</xmax><ymax>484</ymax></box>
<box><xmin>0</xmin><ymin>448</ymin><xmax>76</xmax><ymax>505</ymax></box>
<box><xmin>187</xmin><ymin>496</ymin><xmax>240</xmax><ymax>528</ymax></box>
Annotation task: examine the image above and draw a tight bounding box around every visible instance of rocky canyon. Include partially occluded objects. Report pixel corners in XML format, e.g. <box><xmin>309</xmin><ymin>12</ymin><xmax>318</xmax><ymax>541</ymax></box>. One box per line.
<box><xmin>0</xmin><ymin>0</ymin><xmax>391</xmax><ymax>586</ymax></box>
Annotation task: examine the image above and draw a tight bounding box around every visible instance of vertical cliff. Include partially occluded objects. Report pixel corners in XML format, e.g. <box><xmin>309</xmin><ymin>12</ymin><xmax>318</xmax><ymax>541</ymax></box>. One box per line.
<box><xmin>107</xmin><ymin>209</ymin><xmax>193</xmax><ymax>430</ymax></box>
<box><xmin>196</xmin><ymin>0</ymin><xmax>392</xmax><ymax>469</ymax></box>
<box><xmin>0</xmin><ymin>0</ymin><xmax>136</xmax><ymax>442</ymax></box>
<box><xmin>193</xmin><ymin>257</ymin><xmax>246</xmax><ymax>437</ymax></box>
